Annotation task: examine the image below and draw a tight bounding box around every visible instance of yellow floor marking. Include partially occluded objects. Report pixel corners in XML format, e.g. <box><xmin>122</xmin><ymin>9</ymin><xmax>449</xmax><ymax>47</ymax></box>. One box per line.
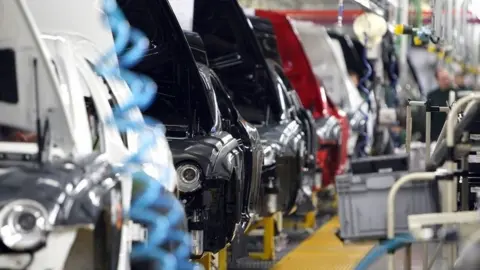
<box><xmin>273</xmin><ymin>217</ymin><xmax>376</xmax><ymax>270</ymax></box>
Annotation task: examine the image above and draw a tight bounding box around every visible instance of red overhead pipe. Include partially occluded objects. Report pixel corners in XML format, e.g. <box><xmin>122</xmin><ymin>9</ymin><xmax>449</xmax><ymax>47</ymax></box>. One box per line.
<box><xmin>274</xmin><ymin>9</ymin><xmax>472</xmax><ymax>17</ymax></box>
<box><xmin>270</xmin><ymin>9</ymin><xmax>363</xmax><ymax>24</ymax></box>
<box><xmin>268</xmin><ymin>9</ymin><xmax>474</xmax><ymax>24</ymax></box>
<box><xmin>273</xmin><ymin>9</ymin><xmax>364</xmax><ymax>17</ymax></box>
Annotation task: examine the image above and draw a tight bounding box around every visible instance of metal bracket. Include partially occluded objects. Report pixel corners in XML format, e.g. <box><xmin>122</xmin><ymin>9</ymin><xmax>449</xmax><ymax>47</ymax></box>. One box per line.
<box><xmin>283</xmin><ymin>191</ymin><xmax>318</xmax><ymax>234</ymax></box>
<box><xmin>127</xmin><ymin>220</ymin><xmax>147</xmax><ymax>253</ymax></box>
<box><xmin>195</xmin><ymin>248</ymin><xmax>228</xmax><ymax>270</ymax></box>
<box><xmin>246</xmin><ymin>213</ymin><xmax>280</xmax><ymax>261</ymax></box>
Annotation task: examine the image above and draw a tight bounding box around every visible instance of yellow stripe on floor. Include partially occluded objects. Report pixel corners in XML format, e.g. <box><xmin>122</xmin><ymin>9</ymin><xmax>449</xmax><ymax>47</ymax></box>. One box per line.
<box><xmin>273</xmin><ymin>217</ymin><xmax>376</xmax><ymax>270</ymax></box>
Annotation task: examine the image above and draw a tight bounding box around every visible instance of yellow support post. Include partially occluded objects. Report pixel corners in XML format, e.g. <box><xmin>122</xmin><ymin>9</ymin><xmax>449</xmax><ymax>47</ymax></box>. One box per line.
<box><xmin>304</xmin><ymin>191</ymin><xmax>318</xmax><ymax>229</ymax></box>
<box><xmin>218</xmin><ymin>247</ymin><xmax>228</xmax><ymax>270</ymax></box>
<box><xmin>248</xmin><ymin>215</ymin><xmax>276</xmax><ymax>261</ymax></box>
<box><xmin>274</xmin><ymin>211</ymin><xmax>283</xmax><ymax>232</ymax></box>
<box><xmin>283</xmin><ymin>191</ymin><xmax>318</xmax><ymax>231</ymax></box>
<box><xmin>245</xmin><ymin>218</ymin><xmax>262</xmax><ymax>234</ymax></box>
<box><xmin>196</xmin><ymin>253</ymin><xmax>214</xmax><ymax>270</ymax></box>
<box><xmin>197</xmin><ymin>250</ymin><xmax>228</xmax><ymax>270</ymax></box>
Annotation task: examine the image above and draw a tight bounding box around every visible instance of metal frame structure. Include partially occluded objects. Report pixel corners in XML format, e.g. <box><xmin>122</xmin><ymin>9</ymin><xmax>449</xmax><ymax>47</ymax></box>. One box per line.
<box><xmin>377</xmin><ymin>3</ymin><xmax>480</xmax><ymax>267</ymax></box>
<box><xmin>246</xmin><ymin>215</ymin><xmax>278</xmax><ymax>261</ymax></box>
<box><xmin>197</xmin><ymin>248</ymin><xmax>228</xmax><ymax>270</ymax></box>
<box><xmin>283</xmin><ymin>192</ymin><xmax>320</xmax><ymax>233</ymax></box>
<box><xmin>386</xmin><ymin>93</ymin><xmax>480</xmax><ymax>270</ymax></box>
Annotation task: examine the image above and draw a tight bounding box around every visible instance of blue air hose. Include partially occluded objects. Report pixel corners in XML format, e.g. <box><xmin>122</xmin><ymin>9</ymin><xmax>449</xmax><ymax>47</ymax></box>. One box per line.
<box><xmin>356</xmin><ymin>35</ymin><xmax>373</xmax><ymax>156</ymax></box>
<box><xmin>355</xmin><ymin>233</ymin><xmax>415</xmax><ymax>270</ymax></box>
<box><xmin>388</xmin><ymin>60</ymin><xmax>399</xmax><ymax>107</ymax></box>
<box><xmin>97</xmin><ymin>0</ymin><xmax>196</xmax><ymax>269</ymax></box>
<box><xmin>358</xmin><ymin>36</ymin><xmax>372</xmax><ymax>105</ymax></box>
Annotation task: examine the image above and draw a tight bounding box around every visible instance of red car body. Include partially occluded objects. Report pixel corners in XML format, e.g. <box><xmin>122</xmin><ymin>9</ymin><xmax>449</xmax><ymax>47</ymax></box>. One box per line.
<box><xmin>255</xmin><ymin>10</ymin><xmax>349</xmax><ymax>188</ymax></box>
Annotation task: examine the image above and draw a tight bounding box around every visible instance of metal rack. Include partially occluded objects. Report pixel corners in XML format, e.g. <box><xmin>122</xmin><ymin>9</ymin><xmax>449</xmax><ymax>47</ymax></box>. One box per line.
<box><xmin>351</xmin><ymin>0</ymin><xmax>386</xmax><ymax>16</ymax></box>
<box><xmin>349</xmin><ymin>0</ymin><xmax>399</xmax><ymax>17</ymax></box>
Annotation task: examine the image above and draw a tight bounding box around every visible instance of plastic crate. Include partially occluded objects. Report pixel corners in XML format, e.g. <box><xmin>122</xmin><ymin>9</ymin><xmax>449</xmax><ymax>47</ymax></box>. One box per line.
<box><xmin>336</xmin><ymin>171</ymin><xmax>437</xmax><ymax>240</ymax></box>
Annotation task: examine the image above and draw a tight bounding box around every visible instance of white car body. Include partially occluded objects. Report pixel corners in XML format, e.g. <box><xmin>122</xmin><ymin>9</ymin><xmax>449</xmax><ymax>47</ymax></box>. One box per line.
<box><xmin>0</xmin><ymin>1</ymin><xmax>176</xmax><ymax>269</ymax></box>
<box><xmin>289</xmin><ymin>20</ymin><xmax>372</xmax><ymax>155</ymax></box>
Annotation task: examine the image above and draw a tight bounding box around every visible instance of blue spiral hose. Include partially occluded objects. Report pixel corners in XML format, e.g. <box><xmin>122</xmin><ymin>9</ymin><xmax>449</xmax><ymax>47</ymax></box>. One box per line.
<box><xmin>359</xmin><ymin>36</ymin><xmax>372</xmax><ymax>105</ymax></box>
<box><xmin>96</xmin><ymin>0</ymin><xmax>196</xmax><ymax>269</ymax></box>
<box><xmin>356</xmin><ymin>35</ymin><xmax>373</xmax><ymax>156</ymax></box>
<box><xmin>388</xmin><ymin>59</ymin><xmax>399</xmax><ymax>107</ymax></box>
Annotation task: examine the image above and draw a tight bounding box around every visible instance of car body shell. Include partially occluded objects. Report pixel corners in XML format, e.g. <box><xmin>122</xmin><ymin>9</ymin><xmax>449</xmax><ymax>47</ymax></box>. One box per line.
<box><xmin>118</xmin><ymin>0</ymin><xmax>247</xmax><ymax>254</ymax></box>
<box><xmin>184</xmin><ymin>33</ymin><xmax>264</xmax><ymax>221</ymax></box>
<box><xmin>0</xmin><ymin>28</ymin><xmax>129</xmax><ymax>269</ymax></box>
<box><xmin>254</xmin><ymin>10</ymin><xmax>350</xmax><ymax>184</ymax></box>
<box><xmin>248</xmin><ymin>16</ymin><xmax>320</xmax><ymax>194</ymax></box>
<box><xmin>0</xmin><ymin>1</ymin><xmax>187</xmax><ymax>269</ymax></box>
<box><xmin>193</xmin><ymin>0</ymin><xmax>306</xmax><ymax>215</ymax></box>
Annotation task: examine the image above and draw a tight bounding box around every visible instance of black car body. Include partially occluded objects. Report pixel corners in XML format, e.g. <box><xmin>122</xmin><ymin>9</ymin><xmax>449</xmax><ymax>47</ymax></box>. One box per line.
<box><xmin>249</xmin><ymin>15</ymin><xmax>320</xmax><ymax>203</ymax></box>
<box><xmin>193</xmin><ymin>0</ymin><xmax>305</xmax><ymax>215</ymax></box>
<box><xmin>184</xmin><ymin>30</ymin><xmax>264</xmax><ymax>230</ymax></box>
<box><xmin>118</xmin><ymin>0</ymin><xmax>245</xmax><ymax>255</ymax></box>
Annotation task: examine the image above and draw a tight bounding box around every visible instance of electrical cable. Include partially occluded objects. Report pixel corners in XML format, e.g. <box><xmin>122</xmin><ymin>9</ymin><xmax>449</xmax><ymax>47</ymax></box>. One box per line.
<box><xmin>96</xmin><ymin>0</ymin><xmax>196</xmax><ymax>269</ymax></box>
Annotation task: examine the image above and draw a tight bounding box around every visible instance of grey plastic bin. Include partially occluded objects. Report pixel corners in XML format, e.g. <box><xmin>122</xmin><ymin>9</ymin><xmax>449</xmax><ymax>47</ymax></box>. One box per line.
<box><xmin>336</xmin><ymin>171</ymin><xmax>437</xmax><ymax>240</ymax></box>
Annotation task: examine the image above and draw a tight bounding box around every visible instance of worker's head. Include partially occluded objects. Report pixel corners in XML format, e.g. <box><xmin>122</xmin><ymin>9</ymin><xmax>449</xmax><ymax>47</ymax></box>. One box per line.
<box><xmin>435</xmin><ymin>68</ymin><xmax>452</xmax><ymax>91</ymax></box>
<box><xmin>454</xmin><ymin>73</ymin><xmax>465</xmax><ymax>88</ymax></box>
<box><xmin>452</xmin><ymin>63</ymin><xmax>466</xmax><ymax>88</ymax></box>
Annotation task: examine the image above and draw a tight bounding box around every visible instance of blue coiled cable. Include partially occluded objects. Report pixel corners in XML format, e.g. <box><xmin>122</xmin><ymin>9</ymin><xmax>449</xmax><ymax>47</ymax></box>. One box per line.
<box><xmin>388</xmin><ymin>59</ymin><xmax>399</xmax><ymax>107</ymax></box>
<box><xmin>356</xmin><ymin>35</ymin><xmax>373</xmax><ymax>156</ymax></box>
<box><xmin>359</xmin><ymin>36</ymin><xmax>372</xmax><ymax>106</ymax></box>
<box><xmin>97</xmin><ymin>0</ymin><xmax>196</xmax><ymax>269</ymax></box>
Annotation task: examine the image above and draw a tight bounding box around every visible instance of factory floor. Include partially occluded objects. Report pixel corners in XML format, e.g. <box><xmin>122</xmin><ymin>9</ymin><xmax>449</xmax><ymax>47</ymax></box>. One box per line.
<box><xmin>229</xmin><ymin>216</ymin><xmax>448</xmax><ymax>270</ymax></box>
